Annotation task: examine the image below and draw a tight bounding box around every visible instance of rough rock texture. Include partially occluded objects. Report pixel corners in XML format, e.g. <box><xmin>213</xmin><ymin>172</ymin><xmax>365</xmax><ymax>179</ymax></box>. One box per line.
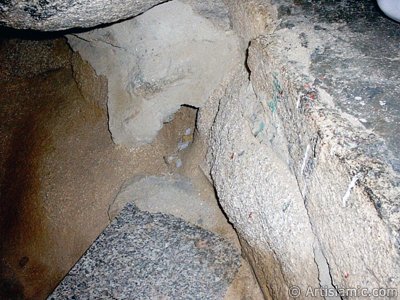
<box><xmin>67</xmin><ymin>0</ymin><xmax>240</xmax><ymax>147</ymax></box>
<box><xmin>71</xmin><ymin>52</ymin><xmax>108</xmax><ymax>109</ymax></box>
<box><xmin>106</xmin><ymin>168</ymin><xmax>264</xmax><ymax>300</ymax></box>
<box><xmin>0</xmin><ymin>37</ymin><xmax>206</xmax><ymax>300</ymax></box>
<box><xmin>109</xmin><ymin>176</ymin><xmax>225</xmax><ymax>233</ymax></box>
<box><xmin>0</xmin><ymin>0</ymin><xmax>167</xmax><ymax>31</ymax></box>
<box><xmin>3</xmin><ymin>0</ymin><xmax>400</xmax><ymax>298</ymax></box>
<box><xmin>48</xmin><ymin>203</ymin><xmax>241</xmax><ymax>299</ymax></box>
<box><xmin>202</xmin><ymin>0</ymin><xmax>400</xmax><ymax>298</ymax></box>
<box><xmin>0</xmin><ymin>38</ymin><xmax>70</xmax><ymax>81</ymax></box>
<box><xmin>207</xmin><ymin>66</ymin><xmax>321</xmax><ymax>299</ymax></box>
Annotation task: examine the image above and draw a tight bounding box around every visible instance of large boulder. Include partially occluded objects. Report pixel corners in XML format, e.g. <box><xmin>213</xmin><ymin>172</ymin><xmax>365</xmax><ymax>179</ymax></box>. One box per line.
<box><xmin>0</xmin><ymin>0</ymin><xmax>167</xmax><ymax>31</ymax></box>
<box><xmin>206</xmin><ymin>65</ymin><xmax>321</xmax><ymax>299</ymax></box>
<box><xmin>202</xmin><ymin>0</ymin><xmax>400</xmax><ymax>298</ymax></box>
<box><xmin>67</xmin><ymin>0</ymin><xmax>240</xmax><ymax>147</ymax></box>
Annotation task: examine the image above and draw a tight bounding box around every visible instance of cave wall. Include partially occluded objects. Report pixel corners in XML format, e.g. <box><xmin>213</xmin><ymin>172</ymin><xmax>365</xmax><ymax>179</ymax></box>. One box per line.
<box><xmin>1</xmin><ymin>0</ymin><xmax>400</xmax><ymax>299</ymax></box>
<box><xmin>204</xmin><ymin>0</ymin><xmax>400</xmax><ymax>298</ymax></box>
<box><xmin>35</xmin><ymin>0</ymin><xmax>400</xmax><ymax>298</ymax></box>
<box><xmin>0</xmin><ymin>37</ymin><xmax>109</xmax><ymax>299</ymax></box>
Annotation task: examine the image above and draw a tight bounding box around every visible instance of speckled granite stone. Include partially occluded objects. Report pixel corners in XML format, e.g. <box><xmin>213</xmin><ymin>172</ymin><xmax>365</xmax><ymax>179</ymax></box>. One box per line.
<box><xmin>48</xmin><ymin>203</ymin><xmax>240</xmax><ymax>299</ymax></box>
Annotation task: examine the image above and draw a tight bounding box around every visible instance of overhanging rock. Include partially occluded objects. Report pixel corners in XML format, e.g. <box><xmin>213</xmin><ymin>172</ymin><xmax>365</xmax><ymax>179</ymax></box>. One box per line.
<box><xmin>0</xmin><ymin>0</ymin><xmax>168</xmax><ymax>31</ymax></box>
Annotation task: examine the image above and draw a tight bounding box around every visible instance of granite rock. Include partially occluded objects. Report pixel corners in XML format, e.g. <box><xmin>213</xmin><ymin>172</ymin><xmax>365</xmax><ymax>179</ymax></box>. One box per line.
<box><xmin>0</xmin><ymin>0</ymin><xmax>167</xmax><ymax>31</ymax></box>
<box><xmin>48</xmin><ymin>204</ymin><xmax>241</xmax><ymax>299</ymax></box>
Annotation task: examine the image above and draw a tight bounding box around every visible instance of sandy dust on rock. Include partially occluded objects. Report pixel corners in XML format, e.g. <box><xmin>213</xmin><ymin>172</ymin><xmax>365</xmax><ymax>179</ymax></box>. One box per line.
<box><xmin>0</xmin><ymin>38</ymin><xmax>263</xmax><ymax>300</ymax></box>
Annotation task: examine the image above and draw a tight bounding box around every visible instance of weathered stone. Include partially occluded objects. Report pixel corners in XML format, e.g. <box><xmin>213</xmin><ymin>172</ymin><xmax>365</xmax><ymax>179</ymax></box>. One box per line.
<box><xmin>0</xmin><ymin>38</ymin><xmax>70</xmax><ymax>81</ymax></box>
<box><xmin>67</xmin><ymin>0</ymin><xmax>240</xmax><ymax>147</ymax></box>
<box><xmin>0</xmin><ymin>0</ymin><xmax>167</xmax><ymax>31</ymax></box>
<box><xmin>203</xmin><ymin>0</ymin><xmax>400</xmax><ymax>298</ymax></box>
<box><xmin>48</xmin><ymin>204</ymin><xmax>241</xmax><ymax>299</ymax></box>
<box><xmin>3</xmin><ymin>0</ymin><xmax>400</xmax><ymax>298</ymax></box>
<box><xmin>108</xmin><ymin>175</ymin><xmax>225</xmax><ymax>233</ymax></box>
<box><xmin>71</xmin><ymin>53</ymin><xmax>108</xmax><ymax>109</ymax></box>
<box><xmin>206</xmin><ymin>66</ymin><xmax>321</xmax><ymax>299</ymax></box>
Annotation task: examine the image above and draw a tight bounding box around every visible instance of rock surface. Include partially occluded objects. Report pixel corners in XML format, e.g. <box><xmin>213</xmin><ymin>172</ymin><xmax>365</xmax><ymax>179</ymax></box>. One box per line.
<box><xmin>202</xmin><ymin>0</ymin><xmax>400</xmax><ymax>298</ymax></box>
<box><xmin>0</xmin><ymin>0</ymin><xmax>167</xmax><ymax>31</ymax></box>
<box><xmin>0</xmin><ymin>38</ymin><xmax>70</xmax><ymax>80</ymax></box>
<box><xmin>108</xmin><ymin>174</ymin><xmax>265</xmax><ymax>300</ymax></box>
<box><xmin>48</xmin><ymin>203</ymin><xmax>241</xmax><ymax>299</ymax></box>
<box><xmin>207</xmin><ymin>66</ymin><xmax>321</xmax><ymax>299</ymax></box>
<box><xmin>109</xmin><ymin>176</ymin><xmax>225</xmax><ymax>233</ymax></box>
<box><xmin>0</xmin><ymin>37</ymin><xmax>214</xmax><ymax>300</ymax></box>
<box><xmin>67</xmin><ymin>0</ymin><xmax>240</xmax><ymax>147</ymax></box>
<box><xmin>3</xmin><ymin>0</ymin><xmax>400</xmax><ymax>298</ymax></box>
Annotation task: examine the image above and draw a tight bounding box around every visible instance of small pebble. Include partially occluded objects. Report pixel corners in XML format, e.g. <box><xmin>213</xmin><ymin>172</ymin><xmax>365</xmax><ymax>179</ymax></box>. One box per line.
<box><xmin>175</xmin><ymin>159</ymin><xmax>183</xmax><ymax>168</ymax></box>
<box><xmin>178</xmin><ymin>141</ymin><xmax>190</xmax><ymax>151</ymax></box>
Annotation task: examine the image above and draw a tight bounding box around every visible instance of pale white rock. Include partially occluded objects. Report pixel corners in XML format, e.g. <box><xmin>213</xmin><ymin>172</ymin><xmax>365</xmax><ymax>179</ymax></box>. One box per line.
<box><xmin>68</xmin><ymin>0</ymin><xmax>240</xmax><ymax>147</ymax></box>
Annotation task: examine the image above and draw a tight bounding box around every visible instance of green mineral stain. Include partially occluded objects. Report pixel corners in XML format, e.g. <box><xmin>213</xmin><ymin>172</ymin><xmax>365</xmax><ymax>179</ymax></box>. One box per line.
<box><xmin>268</xmin><ymin>72</ymin><xmax>283</xmax><ymax>113</ymax></box>
<box><xmin>268</xmin><ymin>100</ymin><xmax>277</xmax><ymax>113</ymax></box>
<box><xmin>273</xmin><ymin>75</ymin><xmax>283</xmax><ymax>93</ymax></box>
<box><xmin>254</xmin><ymin>121</ymin><xmax>266</xmax><ymax>137</ymax></box>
